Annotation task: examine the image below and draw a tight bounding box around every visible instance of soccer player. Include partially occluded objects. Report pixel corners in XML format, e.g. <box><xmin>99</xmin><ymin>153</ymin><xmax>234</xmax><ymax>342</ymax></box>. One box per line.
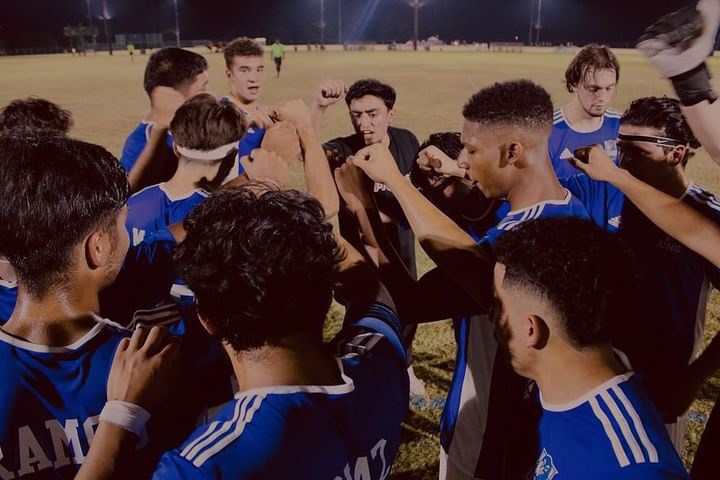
<box><xmin>126</xmin><ymin>94</ymin><xmax>246</xmax><ymax>247</ymax></box>
<box><xmin>271</xmin><ymin>38</ymin><xmax>285</xmax><ymax>78</ymax></box>
<box><xmin>0</xmin><ymin>97</ymin><xmax>73</xmax><ymax>134</ymax></box>
<box><xmin>492</xmin><ymin>216</ymin><xmax>690</xmax><ymax>479</ymax></box>
<box><xmin>76</xmin><ymin>185</ymin><xmax>409</xmax><ymax>479</ymax></box>
<box><xmin>549</xmin><ymin>44</ymin><xmax>621</xmax><ymax>177</ymax></box>
<box><xmin>222</xmin><ymin>37</ymin><xmax>273</xmax><ymax>178</ymax></box>
<box><xmin>120</xmin><ymin>47</ymin><xmax>209</xmax><ymax>191</ymax></box>
<box><xmin>351</xmin><ymin>79</ymin><xmax>590</xmax><ymax>480</ymax></box>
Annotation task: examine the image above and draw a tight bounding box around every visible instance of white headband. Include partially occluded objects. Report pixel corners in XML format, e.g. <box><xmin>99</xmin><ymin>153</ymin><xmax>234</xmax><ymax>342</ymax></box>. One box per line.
<box><xmin>176</xmin><ymin>141</ymin><xmax>237</xmax><ymax>161</ymax></box>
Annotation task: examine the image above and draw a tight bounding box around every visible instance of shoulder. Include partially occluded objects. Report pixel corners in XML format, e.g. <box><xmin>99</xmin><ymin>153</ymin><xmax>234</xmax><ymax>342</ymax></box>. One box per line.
<box><xmin>552</xmin><ymin>109</ymin><xmax>567</xmax><ymax>129</ymax></box>
<box><xmin>684</xmin><ymin>184</ymin><xmax>720</xmax><ymax>221</ymax></box>
<box><xmin>128</xmin><ymin>184</ymin><xmax>163</xmax><ymax>203</ymax></box>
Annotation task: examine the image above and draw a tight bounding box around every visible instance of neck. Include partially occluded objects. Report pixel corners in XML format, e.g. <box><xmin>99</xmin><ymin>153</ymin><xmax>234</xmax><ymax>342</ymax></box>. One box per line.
<box><xmin>163</xmin><ymin>159</ymin><xmax>217</xmax><ymax>196</ymax></box>
<box><xmin>3</xmin><ymin>283</ymin><xmax>100</xmax><ymax>346</ymax></box>
<box><xmin>506</xmin><ymin>154</ymin><xmax>567</xmax><ymax>211</ymax></box>
<box><xmin>226</xmin><ymin>339</ymin><xmax>342</xmax><ymax>393</ymax></box>
<box><xmin>534</xmin><ymin>345</ymin><xmax>626</xmax><ymax>406</ymax></box>
<box><xmin>563</xmin><ymin>100</ymin><xmax>603</xmax><ymax>132</ymax></box>
<box><xmin>228</xmin><ymin>92</ymin><xmax>256</xmax><ymax>113</ymax></box>
<box><xmin>635</xmin><ymin>165</ymin><xmax>689</xmax><ymax>199</ymax></box>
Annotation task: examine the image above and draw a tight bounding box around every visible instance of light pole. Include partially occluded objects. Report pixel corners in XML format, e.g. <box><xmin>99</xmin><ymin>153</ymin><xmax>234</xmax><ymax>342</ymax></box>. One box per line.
<box><xmin>320</xmin><ymin>0</ymin><xmax>326</xmax><ymax>47</ymax></box>
<box><xmin>101</xmin><ymin>0</ymin><xmax>112</xmax><ymax>55</ymax></box>
<box><xmin>86</xmin><ymin>0</ymin><xmax>97</xmax><ymax>51</ymax></box>
<box><xmin>411</xmin><ymin>0</ymin><xmax>422</xmax><ymax>51</ymax></box>
<box><xmin>528</xmin><ymin>0</ymin><xmax>535</xmax><ymax>46</ymax></box>
<box><xmin>173</xmin><ymin>0</ymin><xmax>180</xmax><ymax>47</ymax></box>
<box><xmin>535</xmin><ymin>0</ymin><xmax>543</xmax><ymax>46</ymax></box>
<box><xmin>338</xmin><ymin>0</ymin><xmax>343</xmax><ymax>44</ymax></box>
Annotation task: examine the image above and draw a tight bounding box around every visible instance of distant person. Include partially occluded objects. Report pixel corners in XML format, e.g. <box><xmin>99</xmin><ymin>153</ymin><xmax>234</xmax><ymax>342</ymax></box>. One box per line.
<box><xmin>127</xmin><ymin>42</ymin><xmax>135</xmax><ymax>63</ymax></box>
<box><xmin>549</xmin><ymin>44</ymin><xmax>621</xmax><ymax>176</ymax></box>
<box><xmin>271</xmin><ymin>39</ymin><xmax>285</xmax><ymax>77</ymax></box>
<box><xmin>120</xmin><ymin>48</ymin><xmax>209</xmax><ymax>192</ymax></box>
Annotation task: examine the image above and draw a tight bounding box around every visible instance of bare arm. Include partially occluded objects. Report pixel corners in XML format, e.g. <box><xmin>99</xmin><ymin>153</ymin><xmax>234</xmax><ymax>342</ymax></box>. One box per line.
<box><xmin>309</xmin><ymin>79</ymin><xmax>346</xmax><ymax>136</ymax></box>
<box><xmin>681</xmin><ymin>100</ymin><xmax>720</xmax><ymax>163</ymax></box>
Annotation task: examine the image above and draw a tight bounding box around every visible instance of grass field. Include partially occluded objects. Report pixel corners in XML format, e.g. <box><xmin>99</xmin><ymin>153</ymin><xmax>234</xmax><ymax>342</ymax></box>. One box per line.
<box><xmin>2</xmin><ymin>48</ymin><xmax>720</xmax><ymax>478</ymax></box>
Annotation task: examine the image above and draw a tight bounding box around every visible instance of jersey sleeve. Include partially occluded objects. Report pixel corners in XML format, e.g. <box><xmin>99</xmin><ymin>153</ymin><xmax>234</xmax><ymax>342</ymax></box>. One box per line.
<box><xmin>611</xmin><ymin>464</ymin><xmax>690</xmax><ymax>479</ymax></box>
<box><xmin>335</xmin><ymin>302</ymin><xmax>406</xmax><ymax>363</ymax></box>
<box><xmin>153</xmin><ymin>450</ymin><xmax>209</xmax><ymax>480</ymax></box>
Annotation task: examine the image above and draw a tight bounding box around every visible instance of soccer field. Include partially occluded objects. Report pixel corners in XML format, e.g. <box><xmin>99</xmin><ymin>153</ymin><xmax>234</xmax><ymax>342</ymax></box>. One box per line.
<box><xmin>2</xmin><ymin>48</ymin><xmax>719</xmax><ymax>477</ymax></box>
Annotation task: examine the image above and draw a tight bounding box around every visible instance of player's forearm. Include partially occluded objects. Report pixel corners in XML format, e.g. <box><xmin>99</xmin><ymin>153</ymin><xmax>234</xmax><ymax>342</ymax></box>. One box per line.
<box><xmin>127</xmin><ymin>127</ymin><xmax>169</xmax><ymax>194</ymax></box>
<box><xmin>335</xmin><ymin>234</ymin><xmax>395</xmax><ymax>311</ymax></box>
<box><xmin>609</xmin><ymin>168</ymin><xmax>720</xmax><ymax>267</ymax></box>
<box><xmin>309</xmin><ymin>102</ymin><xmax>327</xmax><ymax>136</ymax></box>
<box><xmin>681</xmin><ymin>100</ymin><xmax>720</xmax><ymax>164</ymax></box>
<box><xmin>75</xmin><ymin>422</ymin><xmax>136</xmax><ymax>480</ymax></box>
<box><xmin>298</xmin><ymin>126</ymin><xmax>340</xmax><ymax>217</ymax></box>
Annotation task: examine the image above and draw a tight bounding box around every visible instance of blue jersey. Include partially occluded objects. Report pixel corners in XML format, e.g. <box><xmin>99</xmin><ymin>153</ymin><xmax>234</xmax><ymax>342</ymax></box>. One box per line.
<box><xmin>152</xmin><ymin>303</ymin><xmax>408</xmax><ymax>479</ymax></box>
<box><xmin>0</xmin><ymin>320</ymin><xmax>127</xmax><ymax>479</ymax></box>
<box><xmin>126</xmin><ymin>183</ymin><xmax>208</xmax><ymax>247</ymax></box>
<box><xmin>548</xmin><ymin>108</ymin><xmax>621</xmax><ymax>177</ymax></box>
<box><xmin>120</xmin><ymin>121</ymin><xmax>174</xmax><ymax>173</ymax></box>
<box><xmin>440</xmin><ymin>191</ymin><xmax>590</xmax><ymax>478</ymax></box>
<box><xmin>0</xmin><ymin>280</ymin><xmax>16</xmax><ymax>324</ymax></box>
<box><xmin>535</xmin><ymin>373</ymin><xmax>689</xmax><ymax>479</ymax></box>
<box><xmin>562</xmin><ymin>176</ymin><xmax>720</xmax><ymax>382</ymax></box>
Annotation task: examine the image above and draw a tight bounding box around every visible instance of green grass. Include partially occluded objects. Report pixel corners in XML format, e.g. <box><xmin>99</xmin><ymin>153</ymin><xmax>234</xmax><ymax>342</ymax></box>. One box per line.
<box><xmin>2</xmin><ymin>48</ymin><xmax>720</xmax><ymax>476</ymax></box>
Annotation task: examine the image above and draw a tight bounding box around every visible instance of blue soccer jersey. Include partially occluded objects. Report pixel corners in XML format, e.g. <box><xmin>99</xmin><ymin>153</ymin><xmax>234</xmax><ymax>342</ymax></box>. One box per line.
<box><xmin>561</xmin><ymin>176</ymin><xmax>720</xmax><ymax>383</ymax></box>
<box><xmin>120</xmin><ymin>121</ymin><xmax>174</xmax><ymax>173</ymax></box>
<box><xmin>0</xmin><ymin>319</ymin><xmax>127</xmax><ymax>479</ymax></box>
<box><xmin>218</xmin><ymin>97</ymin><xmax>265</xmax><ymax>180</ymax></box>
<box><xmin>548</xmin><ymin>108</ymin><xmax>621</xmax><ymax>177</ymax></box>
<box><xmin>439</xmin><ymin>191</ymin><xmax>590</xmax><ymax>478</ymax></box>
<box><xmin>535</xmin><ymin>373</ymin><xmax>689</xmax><ymax>479</ymax></box>
<box><xmin>151</xmin><ymin>302</ymin><xmax>409</xmax><ymax>479</ymax></box>
<box><xmin>0</xmin><ymin>280</ymin><xmax>16</xmax><ymax>324</ymax></box>
<box><xmin>126</xmin><ymin>183</ymin><xmax>208</xmax><ymax>247</ymax></box>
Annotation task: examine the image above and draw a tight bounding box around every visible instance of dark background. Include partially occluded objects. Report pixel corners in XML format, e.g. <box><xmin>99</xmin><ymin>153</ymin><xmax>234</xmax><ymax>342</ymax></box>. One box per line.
<box><xmin>0</xmin><ymin>0</ymin><xmax>695</xmax><ymax>48</ymax></box>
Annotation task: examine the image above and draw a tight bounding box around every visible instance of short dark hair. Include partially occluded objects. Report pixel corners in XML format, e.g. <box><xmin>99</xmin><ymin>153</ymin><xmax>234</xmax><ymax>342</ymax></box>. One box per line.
<box><xmin>223</xmin><ymin>37</ymin><xmax>264</xmax><ymax>68</ymax></box>
<box><xmin>565</xmin><ymin>44</ymin><xmax>620</xmax><ymax>93</ymax></box>
<box><xmin>346</xmin><ymin>79</ymin><xmax>396</xmax><ymax>110</ymax></box>
<box><xmin>143</xmin><ymin>48</ymin><xmax>208</xmax><ymax>96</ymax></box>
<box><xmin>0</xmin><ymin>97</ymin><xmax>73</xmax><ymax>133</ymax></box>
<box><xmin>171</xmin><ymin>94</ymin><xmax>247</xmax><ymax>190</ymax></box>
<box><xmin>493</xmin><ymin>216</ymin><xmax>638</xmax><ymax>349</ymax></box>
<box><xmin>621</xmin><ymin>96</ymin><xmax>701</xmax><ymax>166</ymax></box>
<box><xmin>175</xmin><ymin>185</ymin><xmax>344</xmax><ymax>353</ymax></box>
<box><xmin>0</xmin><ymin>130</ymin><xmax>129</xmax><ymax>296</ymax></box>
<box><xmin>462</xmin><ymin>79</ymin><xmax>553</xmax><ymax>130</ymax></box>
<box><xmin>410</xmin><ymin>132</ymin><xmax>463</xmax><ymax>196</ymax></box>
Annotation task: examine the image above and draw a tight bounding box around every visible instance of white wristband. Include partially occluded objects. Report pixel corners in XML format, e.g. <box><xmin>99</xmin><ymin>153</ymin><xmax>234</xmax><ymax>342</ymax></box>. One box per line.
<box><xmin>99</xmin><ymin>400</ymin><xmax>151</xmax><ymax>448</ymax></box>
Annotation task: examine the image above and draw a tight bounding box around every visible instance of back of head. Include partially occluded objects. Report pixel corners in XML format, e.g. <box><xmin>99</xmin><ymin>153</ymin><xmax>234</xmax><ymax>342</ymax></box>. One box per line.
<box><xmin>565</xmin><ymin>44</ymin><xmax>620</xmax><ymax>93</ymax></box>
<box><xmin>0</xmin><ymin>129</ymin><xmax>129</xmax><ymax>296</ymax></box>
<box><xmin>0</xmin><ymin>97</ymin><xmax>73</xmax><ymax>134</ymax></box>
<box><xmin>174</xmin><ymin>185</ymin><xmax>344</xmax><ymax>353</ymax></box>
<box><xmin>346</xmin><ymin>79</ymin><xmax>397</xmax><ymax>110</ymax></box>
<box><xmin>621</xmin><ymin>96</ymin><xmax>700</xmax><ymax>150</ymax></box>
<box><xmin>493</xmin><ymin>216</ymin><xmax>638</xmax><ymax>349</ymax></box>
<box><xmin>223</xmin><ymin>37</ymin><xmax>264</xmax><ymax>68</ymax></box>
<box><xmin>144</xmin><ymin>47</ymin><xmax>209</xmax><ymax>96</ymax></box>
<box><xmin>462</xmin><ymin>79</ymin><xmax>553</xmax><ymax>133</ymax></box>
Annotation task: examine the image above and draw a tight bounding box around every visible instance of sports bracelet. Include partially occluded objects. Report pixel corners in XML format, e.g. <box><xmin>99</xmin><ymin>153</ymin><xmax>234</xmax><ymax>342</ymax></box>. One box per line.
<box><xmin>99</xmin><ymin>400</ymin><xmax>151</xmax><ymax>447</ymax></box>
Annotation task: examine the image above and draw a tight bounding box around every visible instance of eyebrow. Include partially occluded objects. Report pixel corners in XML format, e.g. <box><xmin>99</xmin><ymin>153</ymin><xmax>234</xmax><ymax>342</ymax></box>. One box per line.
<box><xmin>351</xmin><ymin>108</ymin><xmax>379</xmax><ymax>115</ymax></box>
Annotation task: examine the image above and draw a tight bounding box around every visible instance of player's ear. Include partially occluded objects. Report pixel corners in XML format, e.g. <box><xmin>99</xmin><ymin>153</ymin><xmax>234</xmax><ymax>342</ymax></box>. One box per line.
<box><xmin>172</xmin><ymin>141</ymin><xmax>181</xmax><ymax>159</ymax></box>
<box><xmin>669</xmin><ymin>145</ymin><xmax>687</xmax><ymax>167</ymax></box>
<box><xmin>196</xmin><ymin>309</ymin><xmax>218</xmax><ymax>336</ymax></box>
<box><xmin>527</xmin><ymin>314</ymin><xmax>549</xmax><ymax>350</ymax></box>
<box><xmin>84</xmin><ymin>228</ymin><xmax>111</xmax><ymax>270</ymax></box>
<box><xmin>386</xmin><ymin>108</ymin><xmax>395</xmax><ymax>124</ymax></box>
<box><xmin>225</xmin><ymin>67</ymin><xmax>232</xmax><ymax>80</ymax></box>
<box><xmin>502</xmin><ymin>142</ymin><xmax>525</xmax><ymax>167</ymax></box>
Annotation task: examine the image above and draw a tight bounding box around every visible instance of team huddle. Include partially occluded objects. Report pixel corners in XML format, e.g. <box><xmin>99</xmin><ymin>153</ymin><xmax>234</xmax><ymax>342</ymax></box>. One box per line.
<box><xmin>2</xmin><ymin>1</ymin><xmax>720</xmax><ymax>479</ymax></box>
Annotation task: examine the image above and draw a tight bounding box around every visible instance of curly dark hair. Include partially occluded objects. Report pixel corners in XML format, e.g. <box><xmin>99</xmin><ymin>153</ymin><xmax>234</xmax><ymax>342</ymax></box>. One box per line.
<box><xmin>565</xmin><ymin>44</ymin><xmax>620</xmax><ymax>93</ymax></box>
<box><xmin>171</xmin><ymin>94</ymin><xmax>246</xmax><ymax>190</ymax></box>
<box><xmin>223</xmin><ymin>37</ymin><xmax>264</xmax><ymax>68</ymax></box>
<box><xmin>345</xmin><ymin>79</ymin><xmax>396</xmax><ymax>110</ymax></box>
<box><xmin>174</xmin><ymin>185</ymin><xmax>345</xmax><ymax>352</ymax></box>
<box><xmin>0</xmin><ymin>97</ymin><xmax>73</xmax><ymax>134</ymax></box>
<box><xmin>493</xmin><ymin>216</ymin><xmax>638</xmax><ymax>349</ymax></box>
<box><xmin>621</xmin><ymin>96</ymin><xmax>700</xmax><ymax>166</ymax></box>
<box><xmin>0</xmin><ymin>129</ymin><xmax>129</xmax><ymax>296</ymax></box>
<box><xmin>143</xmin><ymin>47</ymin><xmax>208</xmax><ymax>96</ymax></box>
<box><xmin>462</xmin><ymin>79</ymin><xmax>552</xmax><ymax>130</ymax></box>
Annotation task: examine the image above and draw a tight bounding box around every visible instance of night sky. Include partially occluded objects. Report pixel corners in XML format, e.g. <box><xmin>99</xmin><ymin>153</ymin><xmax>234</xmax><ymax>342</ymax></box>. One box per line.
<box><xmin>0</xmin><ymin>0</ymin><xmax>696</xmax><ymax>48</ymax></box>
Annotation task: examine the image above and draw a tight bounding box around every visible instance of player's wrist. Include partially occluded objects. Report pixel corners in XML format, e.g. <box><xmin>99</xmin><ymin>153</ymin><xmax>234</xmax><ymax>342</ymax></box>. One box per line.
<box><xmin>670</xmin><ymin>62</ymin><xmax>718</xmax><ymax>106</ymax></box>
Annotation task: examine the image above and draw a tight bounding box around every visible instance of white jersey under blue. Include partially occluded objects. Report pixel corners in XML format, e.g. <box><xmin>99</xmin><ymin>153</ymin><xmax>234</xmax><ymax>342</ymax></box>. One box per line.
<box><xmin>548</xmin><ymin>108</ymin><xmax>621</xmax><ymax>177</ymax></box>
<box><xmin>152</xmin><ymin>303</ymin><xmax>408</xmax><ymax>479</ymax></box>
<box><xmin>536</xmin><ymin>373</ymin><xmax>689</xmax><ymax>479</ymax></box>
<box><xmin>440</xmin><ymin>192</ymin><xmax>591</xmax><ymax>479</ymax></box>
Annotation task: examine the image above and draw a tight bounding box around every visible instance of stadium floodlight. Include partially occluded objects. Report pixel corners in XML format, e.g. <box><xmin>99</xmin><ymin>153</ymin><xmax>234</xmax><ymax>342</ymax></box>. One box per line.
<box><xmin>408</xmin><ymin>0</ymin><xmax>424</xmax><ymax>51</ymax></box>
<box><xmin>535</xmin><ymin>0</ymin><xmax>543</xmax><ymax>45</ymax></box>
<box><xmin>100</xmin><ymin>0</ymin><xmax>113</xmax><ymax>55</ymax></box>
<box><xmin>86</xmin><ymin>0</ymin><xmax>97</xmax><ymax>51</ymax></box>
<box><xmin>528</xmin><ymin>0</ymin><xmax>535</xmax><ymax>45</ymax></box>
<box><xmin>173</xmin><ymin>0</ymin><xmax>181</xmax><ymax>47</ymax></box>
<box><xmin>320</xmin><ymin>0</ymin><xmax>326</xmax><ymax>47</ymax></box>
